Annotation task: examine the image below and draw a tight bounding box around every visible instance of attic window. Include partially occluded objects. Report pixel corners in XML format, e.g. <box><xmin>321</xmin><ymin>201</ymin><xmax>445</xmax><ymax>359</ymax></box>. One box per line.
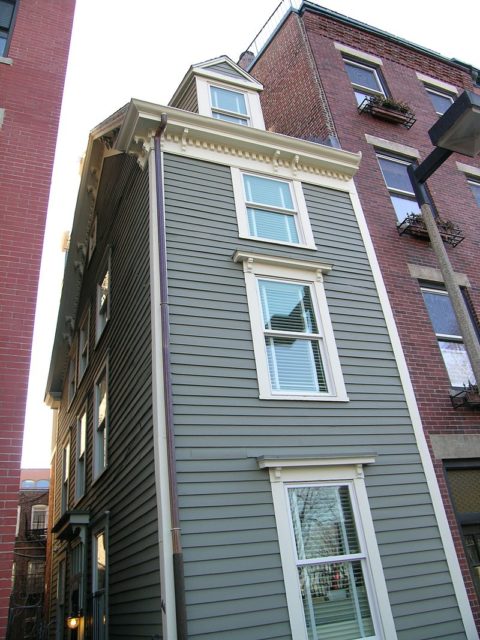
<box><xmin>210</xmin><ymin>85</ymin><xmax>249</xmax><ymax>125</ymax></box>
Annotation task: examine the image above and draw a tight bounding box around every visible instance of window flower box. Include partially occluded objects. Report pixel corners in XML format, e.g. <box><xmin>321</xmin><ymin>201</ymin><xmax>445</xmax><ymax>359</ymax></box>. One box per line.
<box><xmin>451</xmin><ymin>384</ymin><xmax>480</xmax><ymax>410</ymax></box>
<box><xmin>397</xmin><ymin>213</ymin><xmax>464</xmax><ymax>247</ymax></box>
<box><xmin>358</xmin><ymin>96</ymin><xmax>416</xmax><ymax>129</ymax></box>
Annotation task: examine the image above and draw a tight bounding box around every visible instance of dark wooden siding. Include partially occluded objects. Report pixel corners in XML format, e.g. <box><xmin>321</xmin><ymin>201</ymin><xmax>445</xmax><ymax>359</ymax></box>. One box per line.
<box><xmin>51</xmin><ymin>153</ymin><xmax>162</xmax><ymax>639</ymax></box>
<box><xmin>163</xmin><ymin>153</ymin><xmax>467</xmax><ymax>640</ymax></box>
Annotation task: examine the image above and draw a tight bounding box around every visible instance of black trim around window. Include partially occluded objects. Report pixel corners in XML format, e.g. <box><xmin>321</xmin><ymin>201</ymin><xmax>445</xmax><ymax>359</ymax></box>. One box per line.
<box><xmin>0</xmin><ymin>0</ymin><xmax>19</xmax><ymax>58</ymax></box>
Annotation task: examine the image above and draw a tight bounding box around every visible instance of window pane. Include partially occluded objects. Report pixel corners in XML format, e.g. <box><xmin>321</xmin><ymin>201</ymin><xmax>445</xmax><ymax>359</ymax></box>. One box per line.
<box><xmin>0</xmin><ymin>2</ymin><xmax>14</xmax><ymax>29</ymax></box>
<box><xmin>438</xmin><ymin>341</ymin><xmax>475</xmax><ymax>387</ymax></box>
<box><xmin>289</xmin><ymin>486</ymin><xmax>360</xmax><ymax>559</ymax></box>
<box><xmin>298</xmin><ymin>562</ymin><xmax>374</xmax><ymax>640</ymax></box>
<box><xmin>79</xmin><ymin>411</ymin><xmax>86</xmax><ymax>455</ymax></box>
<box><xmin>390</xmin><ymin>194</ymin><xmax>420</xmax><ymax>222</ymax></box>
<box><xmin>422</xmin><ymin>291</ymin><xmax>461</xmax><ymax>336</ymax></box>
<box><xmin>266</xmin><ymin>336</ymin><xmax>327</xmax><ymax>392</ymax></box>
<box><xmin>247</xmin><ymin>208</ymin><xmax>299</xmax><ymax>243</ymax></box>
<box><xmin>212</xmin><ymin>111</ymin><xmax>248</xmax><ymax>125</ymax></box>
<box><xmin>378</xmin><ymin>157</ymin><xmax>414</xmax><ymax>194</ymax></box>
<box><xmin>244</xmin><ymin>175</ymin><xmax>294</xmax><ymax>210</ymax></box>
<box><xmin>97</xmin><ymin>375</ymin><xmax>107</xmax><ymax>425</ymax></box>
<box><xmin>426</xmin><ymin>89</ymin><xmax>453</xmax><ymax>115</ymax></box>
<box><xmin>447</xmin><ymin>468</ymin><xmax>480</xmax><ymax>514</ymax></box>
<box><xmin>211</xmin><ymin>86</ymin><xmax>247</xmax><ymax>115</ymax></box>
<box><xmin>259</xmin><ymin>281</ymin><xmax>318</xmax><ymax>334</ymax></box>
<box><xmin>95</xmin><ymin>532</ymin><xmax>106</xmax><ymax>592</ymax></box>
<box><xmin>344</xmin><ymin>62</ymin><xmax>381</xmax><ymax>93</ymax></box>
<box><xmin>468</xmin><ymin>181</ymin><xmax>480</xmax><ymax>207</ymax></box>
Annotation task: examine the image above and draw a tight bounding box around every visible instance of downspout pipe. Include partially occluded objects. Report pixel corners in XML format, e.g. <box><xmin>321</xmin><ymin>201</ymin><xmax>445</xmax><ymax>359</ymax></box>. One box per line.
<box><xmin>154</xmin><ymin>116</ymin><xmax>188</xmax><ymax>640</ymax></box>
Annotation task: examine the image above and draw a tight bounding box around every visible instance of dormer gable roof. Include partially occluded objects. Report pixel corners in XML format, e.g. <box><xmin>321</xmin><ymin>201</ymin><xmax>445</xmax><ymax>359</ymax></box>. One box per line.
<box><xmin>169</xmin><ymin>55</ymin><xmax>263</xmax><ymax>108</ymax></box>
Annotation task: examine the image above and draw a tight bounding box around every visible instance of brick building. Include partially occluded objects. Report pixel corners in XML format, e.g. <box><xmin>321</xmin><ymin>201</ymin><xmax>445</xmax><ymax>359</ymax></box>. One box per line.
<box><xmin>0</xmin><ymin>1</ymin><xmax>75</xmax><ymax>636</ymax></box>
<box><xmin>6</xmin><ymin>470</ymin><xmax>49</xmax><ymax>640</ymax></box>
<box><xmin>246</xmin><ymin>0</ymin><xmax>480</xmax><ymax>629</ymax></box>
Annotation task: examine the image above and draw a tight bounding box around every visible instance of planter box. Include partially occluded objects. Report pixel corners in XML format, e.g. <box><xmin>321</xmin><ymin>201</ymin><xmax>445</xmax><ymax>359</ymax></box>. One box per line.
<box><xmin>358</xmin><ymin>96</ymin><xmax>416</xmax><ymax>129</ymax></box>
<box><xmin>451</xmin><ymin>386</ymin><xmax>480</xmax><ymax>410</ymax></box>
<box><xmin>397</xmin><ymin>213</ymin><xmax>464</xmax><ymax>248</ymax></box>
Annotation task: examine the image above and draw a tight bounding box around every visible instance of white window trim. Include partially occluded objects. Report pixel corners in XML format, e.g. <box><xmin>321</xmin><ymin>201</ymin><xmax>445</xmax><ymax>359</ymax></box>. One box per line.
<box><xmin>234</xmin><ymin>251</ymin><xmax>347</xmax><ymax>401</ymax></box>
<box><xmin>75</xmin><ymin>406</ymin><xmax>87</xmax><ymax>501</ymax></box>
<box><xmin>258</xmin><ymin>456</ymin><xmax>397</xmax><ymax>640</ymax></box>
<box><xmin>78</xmin><ymin>306</ymin><xmax>90</xmax><ymax>382</ymax></box>
<box><xmin>195</xmin><ymin>75</ymin><xmax>265</xmax><ymax>129</ymax></box>
<box><xmin>61</xmin><ymin>440</ymin><xmax>70</xmax><ymax>514</ymax></box>
<box><xmin>95</xmin><ymin>252</ymin><xmax>111</xmax><ymax>345</ymax></box>
<box><xmin>231</xmin><ymin>168</ymin><xmax>316</xmax><ymax>249</ymax></box>
<box><xmin>93</xmin><ymin>362</ymin><xmax>108</xmax><ymax>481</ymax></box>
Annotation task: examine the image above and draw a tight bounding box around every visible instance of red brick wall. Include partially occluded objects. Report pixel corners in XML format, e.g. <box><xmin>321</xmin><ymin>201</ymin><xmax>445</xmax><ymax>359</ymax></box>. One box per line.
<box><xmin>251</xmin><ymin>6</ymin><xmax>480</xmax><ymax>629</ymax></box>
<box><xmin>0</xmin><ymin>2</ymin><xmax>75</xmax><ymax>636</ymax></box>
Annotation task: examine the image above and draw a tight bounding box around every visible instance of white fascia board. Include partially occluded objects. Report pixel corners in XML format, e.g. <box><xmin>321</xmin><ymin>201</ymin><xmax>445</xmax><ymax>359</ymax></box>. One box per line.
<box><xmin>116</xmin><ymin>100</ymin><xmax>361</xmax><ymax>185</ymax></box>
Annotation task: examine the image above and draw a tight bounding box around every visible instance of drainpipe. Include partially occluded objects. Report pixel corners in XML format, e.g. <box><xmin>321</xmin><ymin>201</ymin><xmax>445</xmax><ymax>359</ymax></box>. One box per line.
<box><xmin>153</xmin><ymin>116</ymin><xmax>188</xmax><ymax>640</ymax></box>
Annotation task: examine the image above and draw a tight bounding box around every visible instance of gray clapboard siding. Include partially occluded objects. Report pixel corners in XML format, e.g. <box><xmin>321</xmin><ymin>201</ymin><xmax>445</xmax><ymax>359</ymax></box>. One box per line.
<box><xmin>173</xmin><ymin>79</ymin><xmax>199</xmax><ymax>113</ymax></box>
<box><xmin>52</xmin><ymin>153</ymin><xmax>163</xmax><ymax>640</ymax></box>
<box><xmin>163</xmin><ymin>152</ymin><xmax>467</xmax><ymax>640</ymax></box>
<box><xmin>209</xmin><ymin>61</ymin><xmax>247</xmax><ymax>79</ymax></box>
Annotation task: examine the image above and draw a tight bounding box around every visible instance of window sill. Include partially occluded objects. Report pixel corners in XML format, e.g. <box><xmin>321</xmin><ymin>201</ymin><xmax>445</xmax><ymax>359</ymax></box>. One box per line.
<box><xmin>259</xmin><ymin>392</ymin><xmax>349</xmax><ymax>402</ymax></box>
<box><xmin>0</xmin><ymin>56</ymin><xmax>13</xmax><ymax>65</ymax></box>
<box><xmin>239</xmin><ymin>233</ymin><xmax>317</xmax><ymax>251</ymax></box>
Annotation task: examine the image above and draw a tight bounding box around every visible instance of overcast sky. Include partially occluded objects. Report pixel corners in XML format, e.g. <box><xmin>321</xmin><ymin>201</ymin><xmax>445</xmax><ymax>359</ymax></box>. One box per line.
<box><xmin>22</xmin><ymin>0</ymin><xmax>480</xmax><ymax>468</ymax></box>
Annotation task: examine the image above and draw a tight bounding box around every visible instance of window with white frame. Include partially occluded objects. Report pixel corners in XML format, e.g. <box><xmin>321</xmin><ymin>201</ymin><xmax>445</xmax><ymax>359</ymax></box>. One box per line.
<box><xmin>377</xmin><ymin>154</ymin><xmax>421</xmax><ymax>222</ymax></box>
<box><xmin>31</xmin><ymin>505</ymin><xmax>48</xmax><ymax>531</ymax></box>
<box><xmin>61</xmin><ymin>442</ymin><xmax>70</xmax><ymax>514</ymax></box>
<box><xmin>259</xmin><ymin>457</ymin><xmax>395</xmax><ymax>640</ymax></box>
<box><xmin>210</xmin><ymin>84</ymin><xmax>250</xmax><ymax>125</ymax></box>
<box><xmin>70</xmin><ymin>542</ymin><xmax>85</xmax><ymax>614</ymax></box>
<box><xmin>92</xmin><ymin>529</ymin><xmax>107</xmax><ymax>640</ymax></box>
<box><xmin>424</xmin><ymin>86</ymin><xmax>454</xmax><ymax>116</ymax></box>
<box><xmin>234</xmin><ymin>252</ymin><xmax>347</xmax><ymax>401</ymax></box>
<box><xmin>78</xmin><ymin>307</ymin><xmax>90</xmax><ymax>381</ymax></box>
<box><xmin>421</xmin><ymin>286</ymin><xmax>475</xmax><ymax>387</ymax></box>
<box><xmin>75</xmin><ymin>408</ymin><xmax>87</xmax><ymax>500</ymax></box>
<box><xmin>96</xmin><ymin>254</ymin><xmax>110</xmax><ymax>343</ymax></box>
<box><xmin>94</xmin><ymin>364</ymin><xmax>108</xmax><ymax>479</ymax></box>
<box><xmin>467</xmin><ymin>178</ymin><xmax>480</xmax><ymax>207</ymax></box>
<box><xmin>343</xmin><ymin>59</ymin><xmax>386</xmax><ymax>107</ymax></box>
<box><xmin>231</xmin><ymin>169</ymin><xmax>316</xmax><ymax>248</ymax></box>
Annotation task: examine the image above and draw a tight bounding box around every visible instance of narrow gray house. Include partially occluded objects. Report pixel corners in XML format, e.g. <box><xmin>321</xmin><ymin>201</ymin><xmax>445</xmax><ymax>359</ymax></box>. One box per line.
<box><xmin>45</xmin><ymin>57</ymin><xmax>477</xmax><ymax>640</ymax></box>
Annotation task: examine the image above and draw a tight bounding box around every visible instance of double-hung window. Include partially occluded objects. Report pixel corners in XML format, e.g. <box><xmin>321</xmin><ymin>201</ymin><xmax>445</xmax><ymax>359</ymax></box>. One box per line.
<box><xmin>343</xmin><ymin>59</ymin><xmax>385</xmax><ymax>107</ymax></box>
<box><xmin>75</xmin><ymin>408</ymin><xmax>87</xmax><ymax>500</ymax></box>
<box><xmin>31</xmin><ymin>505</ymin><xmax>48</xmax><ymax>533</ymax></box>
<box><xmin>210</xmin><ymin>84</ymin><xmax>249</xmax><ymax>125</ymax></box>
<box><xmin>0</xmin><ymin>1</ymin><xmax>17</xmax><ymax>58</ymax></box>
<box><xmin>94</xmin><ymin>364</ymin><xmax>108</xmax><ymax>479</ymax></box>
<box><xmin>92</xmin><ymin>529</ymin><xmax>107</xmax><ymax>640</ymax></box>
<box><xmin>467</xmin><ymin>178</ymin><xmax>480</xmax><ymax>207</ymax></box>
<box><xmin>96</xmin><ymin>254</ymin><xmax>110</xmax><ymax>344</ymax></box>
<box><xmin>259</xmin><ymin>457</ymin><xmax>395</xmax><ymax>640</ymax></box>
<box><xmin>425</xmin><ymin>86</ymin><xmax>454</xmax><ymax>116</ymax></box>
<box><xmin>377</xmin><ymin>154</ymin><xmax>420</xmax><ymax>223</ymax></box>
<box><xmin>61</xmin><ymin>442</ymin><xmax>70</xmax><ymax>514</ymax></box>
<box><xmin>421</xmin><ymin>286</ymin><xmax>475</xmax><ymax>387</ymax></box>
<box><xmin>234</xmin><ymin>252</ymin><xmax>347</xmax><ymax>401</ymax></box>
<box><xmin>232</xmin><ymin>169</ymin><xmax>316</xmax><ymax>248</ymax></box>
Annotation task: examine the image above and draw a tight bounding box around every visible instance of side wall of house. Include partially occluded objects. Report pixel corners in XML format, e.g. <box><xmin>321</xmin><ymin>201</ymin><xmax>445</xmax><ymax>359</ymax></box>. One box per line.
<box><xmin>50</xmin><ymin>153</ymin><xmax>162</xmax><ymax>639</ymax></box>
<box><xmin>163</xmin><ymin>152</ymin><xmax>468</xmax><ymax>640</ymax></box>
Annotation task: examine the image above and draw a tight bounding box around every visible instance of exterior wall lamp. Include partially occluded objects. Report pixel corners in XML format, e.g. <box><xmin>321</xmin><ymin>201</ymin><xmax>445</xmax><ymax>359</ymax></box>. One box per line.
<box><xmin>407</xmin><ymin>90</ymin><xmax>480</xmax><ymax>387</ymax></box>
<box><xmin>66</xmin><ymin>612</ymin><xmax>81</xmax><ymax>630</ymax></box>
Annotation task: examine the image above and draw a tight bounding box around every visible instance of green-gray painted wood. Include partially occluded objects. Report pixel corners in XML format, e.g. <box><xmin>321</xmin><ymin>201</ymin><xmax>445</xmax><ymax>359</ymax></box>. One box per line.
<box><xmin>162</xmin><ymin>153</ymin><xmax>468</xmax><ymax>640</ymax></box>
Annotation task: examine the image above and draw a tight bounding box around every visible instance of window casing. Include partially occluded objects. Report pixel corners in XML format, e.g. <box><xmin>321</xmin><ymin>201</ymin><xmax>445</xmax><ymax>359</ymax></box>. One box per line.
<box><xmin>421</xmin><ymin>286</ymin><xmax>475</xmax><ymax>387</ymax></box>
<box><xmin>260</xmin><ymin>457</ymin><xmax>395</xmax><ymax>640</ymax></box>
<box><xmin>377</xmin><ymin>154</ymin><xmax>420</xmax><ymax>222</ymax></box>
<box><xmin>31</xmin><ymin>505</ymin><xmax>48</xmax><ymax>531</ymax></box>
<box><xmin>92</xmin><ymin>529</ymin><xmax>107</xmax><ymax>640</ymax></box>
<box><xmin>234</xmin><ymin>252</ymin><xmax>347</xmax><ymax>401</ymax></box>
<box><xmin>96</xmin><ymin>254</ymin><xmax>110</xmax><ymax>343</ymax></box>
<box><xmin>343</xmin><ymin>59</ymin><xmax>386</xmax><ymax>107</ymax></box>
<box><xmin>0</xmin><ymin>0</ymin><xmax>17</xmax><ymax>58</ymax></box>
<box><xmin>75</xmin><ymin>408</ymin><xmax>87</xmax><ymax>501</ymax></box>
<box><xmin>78</xmin><ymin>308</ymin><xmax>90</xmax><ymax>381</ymax></box>
<box><xmin>210</xmin><ymin>84</ymin><xmax>250</xmax><ymax>125</ymax></box>
<box><xmin>61</xmin><ymin>442</ymin><xmax>70</xmax><ymax>514</ymax></box>
<box><xmin>94</xmin><ymin>364</ymin><xmax>108</xmax><ymax>479</ymax></box>
<box><xmin>445</xmin><ymin>461</ymin><xmax>480</xmax><ymax>599</ymax></box>
<box><xmin>232</xmin><ymin>169</ymin><xmax>316</xmax><ymax>248</ymax></box>
<box><xmin>425</xmin><ymin>86</ymin><xmax>454</xmax><ymax>116</ymax></box>
<box><xmin>467</xmin><ymin>179</ymin><xmax>480</xmax><ymax>207</ymax></box>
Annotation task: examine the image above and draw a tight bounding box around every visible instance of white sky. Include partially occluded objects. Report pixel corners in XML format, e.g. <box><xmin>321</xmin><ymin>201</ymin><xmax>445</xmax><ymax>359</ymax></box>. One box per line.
<box><xmin>22</xmin><ymin>0</ymin><xmax>480</xmax><ymax>467</ymax></box>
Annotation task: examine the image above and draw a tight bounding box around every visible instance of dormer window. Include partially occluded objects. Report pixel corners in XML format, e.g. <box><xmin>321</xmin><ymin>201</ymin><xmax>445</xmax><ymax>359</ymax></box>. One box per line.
<box><xmin>210</xmin><ymin>85</ymin><xmax>249</xmax><ymax>125</ymax></box>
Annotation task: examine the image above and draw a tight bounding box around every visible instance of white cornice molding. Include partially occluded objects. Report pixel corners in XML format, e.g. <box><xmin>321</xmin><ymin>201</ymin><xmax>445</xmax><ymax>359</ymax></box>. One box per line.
<box><xmin>233</xmin><ymin>250</ymin><xmax>333</xmax><ymax>278</ymax></box>
<box><xmin>117</xmin><ymin>100</ymin><xmax>362</xmax><ymax>183</ymax></box>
